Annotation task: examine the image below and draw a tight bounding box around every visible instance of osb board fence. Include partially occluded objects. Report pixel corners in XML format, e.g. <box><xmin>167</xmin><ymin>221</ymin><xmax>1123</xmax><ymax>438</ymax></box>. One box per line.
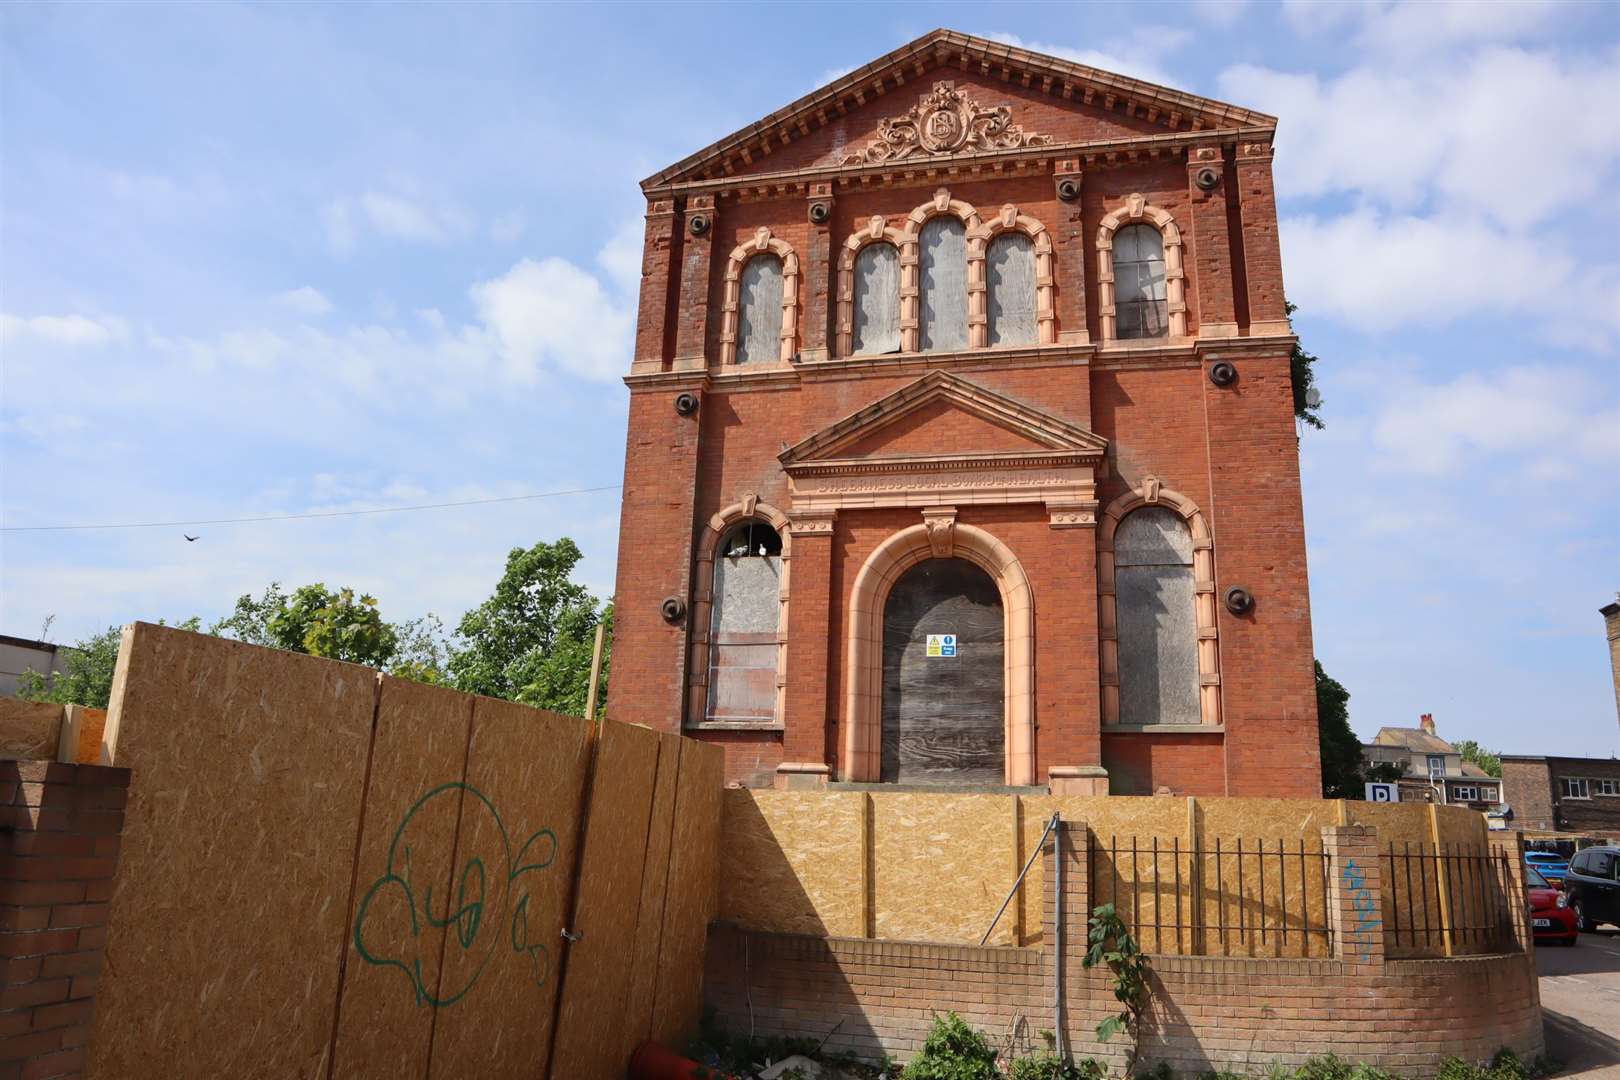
<box><xmin>718</xmin><ymin>790</ymin><xmax>1494</xmax><ymax>959</ymax></box>
<box><xmin>86</xmin><ymin>622</ymin><xmax>722</xmax><ymax>1080</ymax></box>
<box><xmin>0</xmin><ymin>698</ymin><xmax>107</xmax><ymax>763</ymax></box>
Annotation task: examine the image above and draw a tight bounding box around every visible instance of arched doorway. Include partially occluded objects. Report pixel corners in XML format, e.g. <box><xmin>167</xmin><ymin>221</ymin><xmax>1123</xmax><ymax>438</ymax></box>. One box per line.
<box><xmin>881</xmin><ymin>558</ymin><xmax>1005</xmax><ymax>784</ymax></box>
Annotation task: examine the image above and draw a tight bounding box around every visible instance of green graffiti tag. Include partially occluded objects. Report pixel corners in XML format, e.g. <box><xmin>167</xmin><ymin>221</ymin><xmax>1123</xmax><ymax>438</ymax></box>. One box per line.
<box><xmin>353</xmin><ymin>782</ymin><xmax>557</xmax><ymax>1007</ymax></box>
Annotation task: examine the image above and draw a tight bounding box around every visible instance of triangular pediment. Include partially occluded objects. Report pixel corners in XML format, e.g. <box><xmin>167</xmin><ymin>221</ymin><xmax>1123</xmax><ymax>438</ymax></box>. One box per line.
<box><xmin>644</xmin><ymin>29</ymin><xmax>1275</xmax><ymax>189</ymax></box>
<box><xmin>779</xmin><ymin>371</ymin><xmax>1106</xmax><ymax>471</ymax></box>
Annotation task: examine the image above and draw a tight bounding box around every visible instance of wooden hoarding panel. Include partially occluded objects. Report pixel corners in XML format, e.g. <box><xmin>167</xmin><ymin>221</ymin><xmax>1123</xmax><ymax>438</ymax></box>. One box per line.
<box><xmin>0</xmin><ymin>698</ymin><xmax>61</xmax><ymax>760</ymax></box>
<box><xmin>650</xmin><ymin>738</ymin><xmax>724</xmax><ymax>1047</ymax></box>
<box><xmin>330</xmin><ymin>676</ymin><xmax>474</xmax><ymax>1080</ymax></box>
<box><xmin>717</xmin><ymin>790</ymin><xmax>865</xmax><ymax>937</ymax></box>
<box><xmin>87</xmin><ymin>624</ymin><xmax>375</xmax><ymax>1079</ymax></box>
<box><xmin>621</xmin><ymin>732</ymin><xmax>683</xmax><ymax>1065</ymax></box>
<box><xmin>548</xmin><ymin>720</ymin><xmax>663</xmax><ymax>1080</ymax></box>
<box><xmin>427</xmin><ymin>697</ymin><xmax>592</xmax><ymax>1080</ymax></box>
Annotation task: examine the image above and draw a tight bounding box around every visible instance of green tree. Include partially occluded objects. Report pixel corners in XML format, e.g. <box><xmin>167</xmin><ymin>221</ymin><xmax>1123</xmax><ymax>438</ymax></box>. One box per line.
<box><xmin>208</xmin><ymin>583</ymin><xmax>290</xmax><ymax>646</ymax></box>
<box><xmin>1288</xmin><ymin>301</ymin><xmax>1325</xmax><ymax>430</ymax></box>
<box><xmin>1452</xmin><ymin>739</ymin><xmax>1503</xmax><ymax>778</ymax></box>
<box><xmin>14</xmin><ymin>625</ymin><xmax>123</xmax><ymax>709</ymax></box>
<box><xmin>447</xmin><ymin>538</ymin><xmax>610</xmax><ymax>715</ymax></box>
<box><xmin>265</xmin><ymin>584</ymin><xmax>398</xmax><ymax>667</ymax></box>
<box><xmin>1316</xmin><ymin>660</ymin><xmax>1364</xmax><ymax>798</ymax></box>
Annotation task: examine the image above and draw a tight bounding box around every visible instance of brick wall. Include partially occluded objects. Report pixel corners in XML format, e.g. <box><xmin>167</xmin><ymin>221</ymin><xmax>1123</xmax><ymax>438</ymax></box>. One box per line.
<box><xmin>703</xmin><ymin>822</ymin><xmax>1542</xmax><ymax>1076</ymax></box>
<box><xmin>611</xmin><ymin>42</ymin><xmax>1320</xmax><ymax>797</ymax></box>
<box><xmin>0</xmin><ymin>761</ymin><xmax>129</xmax><ymax>1080</ymax></box>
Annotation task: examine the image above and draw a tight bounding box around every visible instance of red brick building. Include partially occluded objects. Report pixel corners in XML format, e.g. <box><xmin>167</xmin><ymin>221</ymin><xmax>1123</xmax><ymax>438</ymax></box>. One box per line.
<box><xmin>608</xmin><ymin>31</ymin><xmax>1320</xmax><ymax>797</ymax></box>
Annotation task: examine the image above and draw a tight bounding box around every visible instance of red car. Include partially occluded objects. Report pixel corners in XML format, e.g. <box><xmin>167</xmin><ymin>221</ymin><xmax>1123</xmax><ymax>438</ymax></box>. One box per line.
<box><xmin>1528</xmin><ymin>865</ymin><xmax>1578</xmax><ymax>945</ymax></box>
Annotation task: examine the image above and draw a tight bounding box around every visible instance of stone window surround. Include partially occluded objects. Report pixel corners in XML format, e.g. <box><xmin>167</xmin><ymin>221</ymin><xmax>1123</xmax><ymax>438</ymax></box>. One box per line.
<box><xmin>719</xmin><ymin>228</ymin><xmax>801</xmax><ymax>367</ymax></box>
<box><xmin>835</xmin><ymin>187</ymin><xmax>1055</xmax><ymax>358</ymax></box>
<box><xmin>1097</xmin><ymin>477</ymin><xmax>1221</xmax><ymax>728</ymax></box>
<box><xmin>687</xmin><ymin>495</ymin><xmax>792</xmax><ymax>730</ymax></box>
<box><xmin>1096</xmin><ymin>193</ymin><xmax>1188</xmax><ymax>343</ymax></box>
<box><xmin>842</xmin><ymin>511</ymin><xmax>1035</xmax><ymax>786</ymax></box>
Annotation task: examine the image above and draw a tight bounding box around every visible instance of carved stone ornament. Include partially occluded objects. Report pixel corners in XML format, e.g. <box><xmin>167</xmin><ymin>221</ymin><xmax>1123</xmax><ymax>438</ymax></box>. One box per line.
<box><xmin>843</xmin><ymin>81</ymin><xmax>1052</xmax><ymax>165</ymax></box>
<box><xmin>922</xmin><ymin>506</ymin><xmax>957</xmax><ymax>557</ymax></box>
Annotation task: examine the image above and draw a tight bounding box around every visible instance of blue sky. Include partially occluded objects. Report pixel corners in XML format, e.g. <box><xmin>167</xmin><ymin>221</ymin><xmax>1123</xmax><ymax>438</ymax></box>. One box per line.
<box><xmin>2</xmin><ymin>1</ymin><xmax>1617</xmax><ymax>755</ymax></box>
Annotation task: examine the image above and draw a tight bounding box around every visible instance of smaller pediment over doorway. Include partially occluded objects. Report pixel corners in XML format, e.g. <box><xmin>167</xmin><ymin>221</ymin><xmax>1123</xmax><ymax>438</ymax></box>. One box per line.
<box><xmin>779</xmin><ymin>371</ymin><xmax>1106</xmax><ymax>528</ymax></box>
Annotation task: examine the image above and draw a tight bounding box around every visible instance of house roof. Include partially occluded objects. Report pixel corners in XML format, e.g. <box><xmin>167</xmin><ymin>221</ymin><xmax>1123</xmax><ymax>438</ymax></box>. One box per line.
<box><xmin>643</xmin><ymin>28</ymin><xmax>1277</xmax><ymax>190</ymax></box>
<box><xmin>1373</xmin><ymin>727</ymin><xmax>1455</xmax><ymax>754</ymax></box>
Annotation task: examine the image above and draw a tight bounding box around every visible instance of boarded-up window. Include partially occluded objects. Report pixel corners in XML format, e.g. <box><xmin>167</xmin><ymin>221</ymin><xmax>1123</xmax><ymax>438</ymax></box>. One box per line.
<box><xmin>852</xmin><ymin>242</ymin><xmax>901</xmax><ymax>355</ymax></box>
<box><xmin>737</xmin><ymin>254</ymin><xmax>784</xmax><ymax>364</ymax></box>
<box><xmin>919</xmin><ymin>217</ymin><xmax>967</xmax><ymax>352</ymax></box>
<box><xmin>707</xmin><ymin>521</ymin><xmax>782</xmax><ymax>724</ymax></box>
<box><xmin>987</xmin><ymin>232</ymin><xmax>1036</xmax><ymax>347</ymax></box>
<box><xmin>1114</xmin><ymin>507</ymin><xmax>1199</xmax><ymax>725</ymax></box>
<box><xmin>1114</xmin><ymin>224</ymin><xmax>1168</xmax><ymax>340</ymax></box>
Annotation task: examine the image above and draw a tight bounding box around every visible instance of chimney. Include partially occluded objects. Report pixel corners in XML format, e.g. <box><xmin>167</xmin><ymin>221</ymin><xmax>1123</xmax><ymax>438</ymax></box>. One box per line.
<box><xmin>1419</xmin><ymin>713</ymin><xmax>1436</xmax><ymax>736</ymax></box>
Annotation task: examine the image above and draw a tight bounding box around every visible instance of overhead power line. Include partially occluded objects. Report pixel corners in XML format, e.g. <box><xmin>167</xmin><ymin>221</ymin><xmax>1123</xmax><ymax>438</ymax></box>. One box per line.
<box><xmin>0</xmin><ymin>484</ymin><xmax>623</xmax><ymax>533</ymax></box>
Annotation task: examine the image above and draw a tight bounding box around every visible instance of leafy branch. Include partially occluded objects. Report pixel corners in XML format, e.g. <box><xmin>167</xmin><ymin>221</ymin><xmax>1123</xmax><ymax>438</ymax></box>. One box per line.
<box><xmin>1081</xmin><ymin>903</ymin><xmax>1151</xmax><ymax>1072</ymax></box>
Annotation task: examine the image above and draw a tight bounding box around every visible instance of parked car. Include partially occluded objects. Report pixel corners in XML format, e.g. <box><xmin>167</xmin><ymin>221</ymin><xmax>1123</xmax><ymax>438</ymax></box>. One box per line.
<box><xmin>1526</xmin><ymin>850</ymin><xmax>1570</xmax><ymax>886</ymax></box>
<box><xmin>1563</xmin><ymin>845</ymin><xmax>1620</xmax><ymax>933</ymax></box>
<box><xmin>1526</xmin><ymin>866</ymin><xmax>1577</xmax><ymax>945</ymax></box>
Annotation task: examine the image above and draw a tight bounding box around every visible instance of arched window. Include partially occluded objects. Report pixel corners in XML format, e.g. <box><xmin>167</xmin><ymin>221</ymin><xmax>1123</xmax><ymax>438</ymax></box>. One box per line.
<box><xmin>852</xmin><ymin>242</ymin><xmax>900</xmax><ymax>355</ymax></box>
<box><xmin>707</xmin><ymin>520</ymin><xmax>783</xmax><ymax>724</ymax></box>
<box><xmin>919</xmin><ymin>216</ymin><xmax>967</xmax><ymax>352</ymax></box>
<box><xmin>1113</xmin><ymin>224</ymin><xmax>1168</xmax><ymax>340</ymax></box>
<box><xmin>736</xmin><ymin>254</ymin><xmax>784</xmax><ymax>364</ymax></box>
<box><xmin>1113</xmin><ymin>507</ymin><xmax>1199</xmax><ymax>725</ymax></box>
<box><xmin>986</xmin><ymin>232</ymin><xmax>1036</xmax><ymax>347</ymax></box>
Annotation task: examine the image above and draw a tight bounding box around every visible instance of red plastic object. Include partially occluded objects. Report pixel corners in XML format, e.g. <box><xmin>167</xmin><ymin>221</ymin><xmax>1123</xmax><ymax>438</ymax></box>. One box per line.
<box><xmin>627</xmin><ymin>1040</ymin><xmax>739</xmax><ymax>1080</ymax></box>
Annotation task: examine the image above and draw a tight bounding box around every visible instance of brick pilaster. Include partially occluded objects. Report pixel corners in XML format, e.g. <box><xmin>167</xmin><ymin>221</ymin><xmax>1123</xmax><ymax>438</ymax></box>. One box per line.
<box><xmin>0</xmin><ymin>760</ymin><xmax>130</xmax><ymax>1080</ymax></box>
<box><xmin>1488</xmin><ymin>830</ymin><xmax>1535</xmax><ymax>957</ymax></box>
<box><xmin>1041</xmin><ymin>819</ymin><xmax>1091</xmax><ymax>1056</ymax></box>
<box><xmin>631</xmin><ymin>198</ymin><xmax>679</xmax><ymax>375</ymax></box>
<box><xmin>801</xmin><ymin>184</ymin><xmax>834</xmax><ymax>363</ymax></box>
<box><xmin>1052</xmin><ymin>159</ymin><xmax>1089</xmax><ymax>345</ymax></box>
<box><xmin>1186</xmin><ymin>145</ymin><xmax>1237</xmax><ymax>338</ymax></box>
<box><xmin>1234</xmin><ymin>141</ymin><xmax>1290</xmax><ymax>334</ymax></box>
<box><xmin>1323</xmin><ymin>824</ymin><xmax>1385</xmax><ymax>969</ymax></box>
<box><xmin>672</xmin><ymin>194</ymin><xmax>718</xmax><ymax>369</ymax></box>
<box><xmin>778</xmin><ymin>515</ymin><xmax>835</xmax><ymax>786</ymax></box>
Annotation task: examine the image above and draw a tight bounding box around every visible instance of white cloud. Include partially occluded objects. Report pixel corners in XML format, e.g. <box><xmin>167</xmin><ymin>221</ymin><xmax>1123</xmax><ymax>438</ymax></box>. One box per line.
<box><xmin>321</xmin><ymin>188</ymin><xmax>475</xmax><ymax>253</ymax></box>
<box><xmin>1367</xmin><ymin>364</ymin><xmax>1620</xmax><ymax>476</ymax></box>
<box><xmin>0</xmin><ymin>313</ymin><xmax>129</xmax><ymax>347</ymax></box>
<box><xmin>470</xmin><ymin>256</ymin><xmax>632</xmax><ymax>383</ymax></box>
<box><xmin>1284</xmin><ymin>0</ymin><xmax>1569</xmax><ymax>52</ymax></box>
<box><xmin>272</xmin><ymin>286</ymin><xmax>332</xmax><ymax>316</ymax></box>
<box><xmin>1189</xmin><ymin>0</ymin><xmax>1251</xmax><ymax>26</ymax></box>
<box><xmin>1219</xmin><ymin>45</ymin><xmax>1620</xmax><ymax>227</ymax></box>
<box><xmin>595</xmin><ymin>217</ymin><xmax>645</xmax><ymax>297</ymax></box>
<box><xmin>1279</xmin><ymin>209</ymin><xmax>1567</xmax><ymax>331</ymax></box>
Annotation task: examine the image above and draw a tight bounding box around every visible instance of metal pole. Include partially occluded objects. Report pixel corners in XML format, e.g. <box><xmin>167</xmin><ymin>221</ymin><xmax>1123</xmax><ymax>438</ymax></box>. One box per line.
<box><xmin>1055</xmin><ymin>817</ymin><xmax>1067</xmax><ymax>1061</ymax></box>
<box><xmin>980</xmin><ymin>811</ymin><xmax>1061</xmax><ymax>946</ymax></box>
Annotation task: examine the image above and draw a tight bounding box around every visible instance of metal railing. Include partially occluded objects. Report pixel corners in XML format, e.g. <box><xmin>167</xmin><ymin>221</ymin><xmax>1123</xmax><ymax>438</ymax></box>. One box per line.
<box><xmin>1088</xmin><ymin>833</ymin><xmax>1334</xmax><ymax>958</ymax></box>
<box><xmin>1380</xmin><ymin>843</ymin><xmax>1518</xmax><ymax>955</ymax></box>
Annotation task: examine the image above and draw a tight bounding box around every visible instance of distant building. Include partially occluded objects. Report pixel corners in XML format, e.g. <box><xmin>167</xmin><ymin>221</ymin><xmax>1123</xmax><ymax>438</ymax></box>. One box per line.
<box><xmin>0</xmin><ymin>634</ymin><xmax>69</xmax><ymax>698</ymax></box>
<box><xmin>1500</xmin><ymin>754</ymin><xmax>1620</xmax><ymax>840</ymax></box>
<box><xmin>1361</xmin><ymin>713</ymin><xmax>1503</xmax><ymax>809</ymax></box>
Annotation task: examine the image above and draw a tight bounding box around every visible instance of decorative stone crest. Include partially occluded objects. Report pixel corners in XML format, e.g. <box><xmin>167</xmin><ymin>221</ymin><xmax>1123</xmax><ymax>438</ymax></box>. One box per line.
<box><xmin>842</xmin><ymin>81</ymin><xmax>1052</xmax><ymax>165</ymax></box>
<box><xmin>922</xmin><ymin>506</ymin><xmax>957</xmax><ymax>557</ymax></box>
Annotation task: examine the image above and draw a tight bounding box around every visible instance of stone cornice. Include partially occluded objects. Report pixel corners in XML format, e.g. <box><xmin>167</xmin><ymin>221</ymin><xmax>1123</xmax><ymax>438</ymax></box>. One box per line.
<box><xmin>642</xmin><ymin>28</ymin><xmax>1274</xmax><ymax>191</ymax></box>
<box><xmin>646</xmin><ymin>126</ymin><xmax>1275</xmax><ymax>200</ymax></box>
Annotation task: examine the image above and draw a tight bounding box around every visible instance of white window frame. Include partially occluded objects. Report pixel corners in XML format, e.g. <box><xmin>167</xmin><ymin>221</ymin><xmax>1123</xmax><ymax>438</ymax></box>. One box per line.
<box><xmin>1427</xmin><ymin>755</ymin><xmax>1445</xmax><ymax>780</ymax></box>
<box><xmin>1451</xmin><ymin>784</ymin><xmax>1481</xmax><ymax>802</ymax></box>
<box><xmin>1561</xmin><ymin>777</ymin><xmax>1591</xmax><ymax>800</ymax></box>
<box><xmin>1595</xmin><ymin>778</ymin><xmax>1620</xmax><ymax>797</ymax></box>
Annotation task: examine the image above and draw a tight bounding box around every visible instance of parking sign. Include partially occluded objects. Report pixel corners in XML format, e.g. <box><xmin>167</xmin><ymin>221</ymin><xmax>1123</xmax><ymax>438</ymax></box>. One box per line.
<box><xmin>1365</xmin><ymin>782</ymin><xmax>1397</xmax><ymax>803</ymax></box>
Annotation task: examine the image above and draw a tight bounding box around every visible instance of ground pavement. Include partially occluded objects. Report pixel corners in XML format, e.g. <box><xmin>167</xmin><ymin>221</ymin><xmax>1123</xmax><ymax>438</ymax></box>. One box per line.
<box><xmin>1538</xmin><ymin>927</ymin><xmax>1620</xmax><ymax>1078</ymax></box>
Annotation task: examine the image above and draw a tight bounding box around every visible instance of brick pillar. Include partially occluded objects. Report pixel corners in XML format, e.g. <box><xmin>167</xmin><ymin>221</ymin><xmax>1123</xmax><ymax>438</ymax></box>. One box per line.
<box><xmin>801</xmin><ymin>184</ymin><xmax>834</xmax><ymax>363</ymax></box>
<box><xmin>607</xmin><ymin>387</ymin><xmax>704</xmax><ymax>733</ymax></box>
<box><xmin>1323</xmin><ymin>824</ymin><xmax>1385</xmax><ymax>970</ymax></box>
<box><xmin>0</xmin><ymin>760</ymin><xmax>130</xmax><ymax>1080</ymax></box>
<box><xmin>1234</xmin><ymin>141</ymin><xmax>1290</xmax><ymax>335</ymax></box>
<box><xmin>672</xmin><ymin>194</ymin><xmax>718</xmax><ymax>370</ymax></box>
<box><xmin>777</xmin><ymin>513</ymin><xmax>836</xmax><ymax>788</ymax></box>
<box><xmin>1051</xmin><ymin>159</ymin><xmax>1090</xmax><ymax>345</ymax></box>
<box><xmin>1186</xmin><ymin>145</ymin><xmax>1237</xmax><ymax>338</ymax></box>
<box><xmin>631</xmin><ymin>197</ymin><xmax>679</xmax><ymax>376</ymax></box>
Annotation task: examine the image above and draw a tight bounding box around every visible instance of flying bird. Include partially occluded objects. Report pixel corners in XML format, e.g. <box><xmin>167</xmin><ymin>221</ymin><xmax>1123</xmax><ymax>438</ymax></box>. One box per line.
<box><xmin>183</xmin><ymin>534</ymin><xmax>199</xmax><ymax>542</ymax></box>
